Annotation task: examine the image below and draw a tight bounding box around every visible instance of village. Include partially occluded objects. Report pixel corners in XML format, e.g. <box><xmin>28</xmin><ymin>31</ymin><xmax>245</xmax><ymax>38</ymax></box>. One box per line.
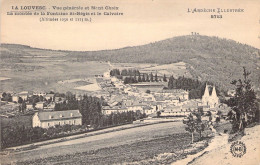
<box><xmin>0</xmin><ymin>68</ymin><xmax>230</xmax><ymax>130</ymax></box>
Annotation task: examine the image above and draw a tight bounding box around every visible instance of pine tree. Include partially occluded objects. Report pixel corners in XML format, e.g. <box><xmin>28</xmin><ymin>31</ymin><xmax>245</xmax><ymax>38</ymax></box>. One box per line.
<box><xmin>168</xmin><ymin>76</ymin><xmax>174</xmax><ymax>89</ymax></box>
<box><xmin>163</xmin><ymin>74</ymin><xmax>167</xmax><ymax>82</ymax></box>
<box><xmin>227</xmin><ymin>67</ymin><xmax>259</xmax><ymax>133</ymax></box>
<box><xmin>138</xmin><ymin>73</ymin><xmax>142</xmax><ymax>82</ymax></box>
<box><xmin>134</xmin><ymin>74</ymin><xmax>137</xmax><ymax>83</ymax></box>
<box><xmin>142</xmin><ymin>74</ymin><xmax>145</xmax><ymax>82</ymax></box>
<box><xmin>150</xmin><ymin>73</ymin><xmax>154</xmax><ymax>82</ymax></box>
<box><xmin>183</xmin><ymin>113</ymin><xmax>196</xmax><ymax>143</ymax></box>
<box><xmin>146</xmin><ymin>74</ymin><xmax>150</xmax><ymax>82</ymax></box>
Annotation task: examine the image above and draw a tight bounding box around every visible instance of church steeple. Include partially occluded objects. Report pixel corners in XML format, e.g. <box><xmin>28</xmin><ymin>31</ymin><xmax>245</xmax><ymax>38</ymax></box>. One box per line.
<box><xmin>211</xmin><ymin>86</ymin><xmax>217</xmax><ymax>97</ymax></box>
<box><xmin>203</xmin><ymin>83</ymin><xmax>210</xmax><ymax>97</ymax></box>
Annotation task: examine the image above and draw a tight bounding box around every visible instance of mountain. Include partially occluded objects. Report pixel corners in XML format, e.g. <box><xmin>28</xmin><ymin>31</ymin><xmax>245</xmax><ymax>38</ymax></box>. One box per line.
<box><xmin>1</xmin><ymin>35</ymin><xmax>259</xmax><ymax>90</ymax></box>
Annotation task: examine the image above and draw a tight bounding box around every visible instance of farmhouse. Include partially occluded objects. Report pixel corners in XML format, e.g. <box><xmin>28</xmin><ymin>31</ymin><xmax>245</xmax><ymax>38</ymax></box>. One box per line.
<box><xmin>32</xmin><ymin>110</ymin><xmax>82</xmax><ymax>128</ymax></box>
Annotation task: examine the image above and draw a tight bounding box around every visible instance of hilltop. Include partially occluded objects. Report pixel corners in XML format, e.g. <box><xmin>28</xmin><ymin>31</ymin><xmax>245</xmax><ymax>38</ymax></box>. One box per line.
<box><xmin>1</xmin><ymin>35</ymin><xmax>259</xmax><ymax>90</ymax></box>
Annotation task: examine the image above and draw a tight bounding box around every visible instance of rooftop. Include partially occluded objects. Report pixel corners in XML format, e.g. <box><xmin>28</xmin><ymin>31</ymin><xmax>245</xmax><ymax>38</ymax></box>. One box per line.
<box><xmin>36</xmin><ymin>110</ymin><xmax>82</xmax><ymax>121</ymax></box>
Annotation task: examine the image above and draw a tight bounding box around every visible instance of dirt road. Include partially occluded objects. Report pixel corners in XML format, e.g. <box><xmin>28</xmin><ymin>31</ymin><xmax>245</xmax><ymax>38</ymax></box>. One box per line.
<box><xmin>169</xmin><ymin>124</ymin><xmax>259</xmax><ymax>165</ymax></box>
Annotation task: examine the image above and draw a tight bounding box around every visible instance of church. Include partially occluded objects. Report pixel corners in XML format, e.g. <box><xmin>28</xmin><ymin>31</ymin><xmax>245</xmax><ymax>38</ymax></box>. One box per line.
<box><xmin>201</xmin><ymin>84</ymin><xmax>219</xmax><ymax>108</ymax></box>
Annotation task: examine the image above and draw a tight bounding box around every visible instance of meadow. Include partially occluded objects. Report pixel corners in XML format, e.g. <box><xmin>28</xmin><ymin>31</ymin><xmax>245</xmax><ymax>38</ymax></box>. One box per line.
<box><xmin>0</xmin><ymin>58</ymin><xmax>109</xmax><ymax>94</ymax></box>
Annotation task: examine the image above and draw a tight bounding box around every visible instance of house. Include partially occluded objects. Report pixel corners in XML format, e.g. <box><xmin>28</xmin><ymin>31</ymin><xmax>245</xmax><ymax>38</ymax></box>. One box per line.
<box><xmin>18</xmin><ymin>93</ymin><xmax>28</xmax><ymax>100</ymax></box>
<box><xmin>12</xmin><ymin>95</ymin><xmax>19</xmax><ymax>102</ymax></box>
<box><xmin>127</xmin><ymin>104</ymin><xmax>144</xmax><ymax>112</ymax></box>
<box><xmin>44</xmin><ymin>102</ymin><xmax>55</xmax><ymax>110</ymax></box>
<box><xmin>33</xmin><ymin>92</ymin><xmax>46</xmax><ymax>96</ymax></box>
<box><xmin>102</xmin><ymin>106</ymin><xmax>128</xmax><ymax>115</ymax></box>
<box><xmin>143</xmin><ymin>105</ymin><xmax>157</xmax><ymax>115</ymax></box>
<box><xmin>27</xmin><ymin>104</ymin><xmax>34</xmax><ymax>110</ymax></box>
<box><xmin>32</xmin><ymin>110</ymin><xmax>82</xmax><ymax>128</ymax></box>
<box><xmin>45</xmin><ymin>94</ymin><xmax>55</xmax><ymax>101</ymax></box>
<box><xmin>35</xmin><ymin>102</ymin><xmax>44</xmax><ymax>109</ymax></box>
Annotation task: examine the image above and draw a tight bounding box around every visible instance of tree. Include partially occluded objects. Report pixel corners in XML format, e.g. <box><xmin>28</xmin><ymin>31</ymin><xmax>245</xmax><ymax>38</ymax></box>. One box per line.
<box><xmin>163</xmin><ymin>74</ymin><xmax>167</xmax><ymax>82</ymax></box>
<box><xmin>227</xmin><ymin>67</ymin><xmax>259</xmax><ymax>133</ymax></box>
<box><xmin>146</xmin><ymin>74</ymin><xmax>150</xmax><ymax>82</ymax></box>
<box><xmin>2</xmin><ymin>93</ymin><xmax>12</xmax><ymax>102</ymax></box>
<box><xmin>142</xmin><ymin>74</ymin><xmax>146</xmax><ymax>82</ymax></box>
<box><xmin>194</xmin><ymin>112</ymin><xmax>205</xmax><ymax>140</ymax></box>
<box><xmin>183</xmin><ymin>112</ymin><xmax>205</xmax><ymax>143</ymax></box>
<box><xmin>150</xmin><ymin>73</ymin><xmax>154</xmax><ymax>82</ymax></box>
<box><xmin>155</xmin><ymin>73</ymin><xmax>158</xmax><ymax>82</ymax></box>
<box><xmin>18</xmin><ymin>97</ymin><xmax>23</xmax><ymax>104</ymax></box>
<box><xmin>39</xmin><ymin>95</ymin><xmax>44</xmax><ymax>102</ymax></box>
<box><xmin>2</xmin><ymin>92</ymin><xmax>7</xmax><ymax>99</ymax></box>
<box><xmin>19</xmin><ymin>101</ymin><xmax>27</xmax><ymax>113</ymax></box>
<box><xmin>168</xmin><ymin>76</ymin><xmax>174</xmax><ymax>89</ymax></box>
<box><xmin>183</xmin><ymin>113</ymin><xmax>196</xmax><ymax>143</ymax></box>
<box><xmin>134</xmin><ymin>74</ymin><xmax>137</xmax><ymax>83</ymax></box>
<box><xmin>157</xmin><ymin>111</ymin><xmax>161</xmax><ymax>117</ymax></box>
<box><xmin>138</xmin><ymin>74</ymin><xmax>142</xmax><ymax>82</ymax></box>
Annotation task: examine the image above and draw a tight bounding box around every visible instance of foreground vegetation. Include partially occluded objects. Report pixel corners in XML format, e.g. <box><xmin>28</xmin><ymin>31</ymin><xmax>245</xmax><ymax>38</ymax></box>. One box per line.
<box><xmin>16</xmin><ymin>132</ymin><xmax>212</xmax><ymax>165</ymax></box>
<box><xmin>226</xmin><ymin>67</ymin><xmax>259</xmax><ymax>133</ymax></box>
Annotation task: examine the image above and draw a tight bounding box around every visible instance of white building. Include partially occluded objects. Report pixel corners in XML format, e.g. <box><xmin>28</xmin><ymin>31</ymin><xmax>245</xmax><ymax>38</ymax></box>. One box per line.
<box><xmin>143</xmin><ymin>105</ymin><xmax>157</xmax><ymax>115</ymax></box>
<box><xmin>27</xmin><ymin>104</ymin><xmax>34</xmax><ymax>110</ymax></box>
<box><xmin>12</xmin><ymin>95</ymin><xmax>19</xmax><ymax>102</ymax></box>
<box><xmin>35</xmin><ymin>102</ymin><xmax>44</xmax><ymax>109</ymax></box>
<box><xmin>102</xmin><ymin>106</ymin><xmax>128</xmax><ymax>115</ymax></box>
<box><xmin>201</xmin><ymin>84</ymin><xmax>219</xmax><ymax>108</ymax></box>
<box><xmin>32</xmin><ymin>110</ymin><xmax>82</xmax><ymax>128</ymax></box>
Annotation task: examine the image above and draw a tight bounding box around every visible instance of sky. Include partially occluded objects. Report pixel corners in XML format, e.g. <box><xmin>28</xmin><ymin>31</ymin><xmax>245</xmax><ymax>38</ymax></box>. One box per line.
<box><xmin>1</xmin><ymin>0</ymin><xmax>259</xmax><ymax>51</ymax></box>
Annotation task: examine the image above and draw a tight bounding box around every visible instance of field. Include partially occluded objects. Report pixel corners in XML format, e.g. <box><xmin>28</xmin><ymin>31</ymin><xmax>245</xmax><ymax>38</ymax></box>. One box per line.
<box><xmin>112</xmin><ymin>62</ymin><xmax>192</xmax><ymax>78</ymax></box>
<box><xmin>18</xmin><ymin>133</ymin><xmax>194</xmax><ymax>165</ymax></box>
<box><xmin>0</xmin><ymin>59</ymin><xmax>109</xmax><ymax>94</ymax></box>
<box><xmin>0</xmin><ymin>121</ymin><xmax>213</xmax><ymax>165</ymax></box>
<box><xmin>0</xmin><ymin>47</ymin><xmax>194</xmax><ymax>94</ymax></box>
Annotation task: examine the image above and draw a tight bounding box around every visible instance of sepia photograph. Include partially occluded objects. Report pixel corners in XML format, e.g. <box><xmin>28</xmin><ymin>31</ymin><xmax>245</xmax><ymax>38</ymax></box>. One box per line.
<box><xmin>0</xmin><ymin>0</ymin><xmax>259</xmax><ymax>164</ymax></box>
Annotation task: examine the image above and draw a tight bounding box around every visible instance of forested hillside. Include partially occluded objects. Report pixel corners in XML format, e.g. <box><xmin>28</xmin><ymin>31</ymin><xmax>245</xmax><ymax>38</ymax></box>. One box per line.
<box><xmin>1</xmin><ymin>35</ymin><xmax>259</xmax><ymax>90</ymax></box>
<box><xmin>67</xmin><ymin>35</ymin><xmax>259</xmax><ymax>90</ymax></box>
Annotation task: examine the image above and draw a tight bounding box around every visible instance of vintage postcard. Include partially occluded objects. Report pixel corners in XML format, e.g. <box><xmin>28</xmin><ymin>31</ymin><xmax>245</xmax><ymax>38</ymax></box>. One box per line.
<box><xmin>0</xmin><ymin>0</ymin><xmax>259</xmax><ymax>164</ymax></box>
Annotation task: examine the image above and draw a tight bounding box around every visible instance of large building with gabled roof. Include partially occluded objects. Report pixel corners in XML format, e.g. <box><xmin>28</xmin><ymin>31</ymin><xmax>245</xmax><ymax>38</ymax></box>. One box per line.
<box><xmin>32</xmin><ymin>110</ymin><xmax>82</xmax><ymax>128</ymax></box>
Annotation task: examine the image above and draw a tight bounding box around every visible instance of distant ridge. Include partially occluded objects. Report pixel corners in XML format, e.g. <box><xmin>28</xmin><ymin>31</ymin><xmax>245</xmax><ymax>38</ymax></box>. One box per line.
<box><xmin>1</xmin><ymin>35</ymin><xmax>259</xmax><ymax>90</ymax></box>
